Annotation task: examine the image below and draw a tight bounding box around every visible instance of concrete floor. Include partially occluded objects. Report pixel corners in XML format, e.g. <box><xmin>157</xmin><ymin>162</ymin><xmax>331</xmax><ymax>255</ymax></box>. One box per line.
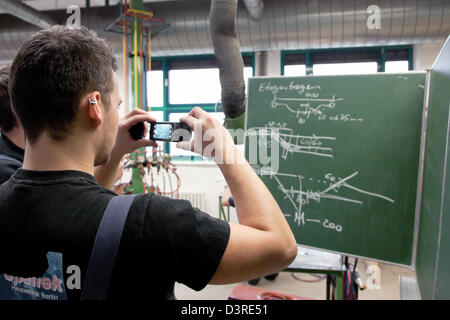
<box><xmin>174</xmin><ymin>259</ymin><xmax>417</xmax><ymax>300</ymax></box>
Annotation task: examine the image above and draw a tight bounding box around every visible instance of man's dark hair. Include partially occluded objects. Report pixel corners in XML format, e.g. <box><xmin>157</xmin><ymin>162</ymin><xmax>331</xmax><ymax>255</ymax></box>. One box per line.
<box><xmin>0</xmin><ymin>64</ymin><xmax>17</xmax><ymax>133</ymax></box>
<box><xmin>9</xmin><ymin>26</ymin><xmax>118</xmax><ymax>143</ymax></box>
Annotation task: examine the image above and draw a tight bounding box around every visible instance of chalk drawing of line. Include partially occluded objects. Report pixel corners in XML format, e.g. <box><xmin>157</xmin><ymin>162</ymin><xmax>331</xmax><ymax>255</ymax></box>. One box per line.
<box><xmin>319</xmin><ymin>171</ymin><xmax>395</xmax><ymax>203</ymax></box>
<box><xmin>271</xmin><ymin>95</ymin><xmax>344</xmax><ymax>120</ymax></box>
<box><xmin>259</xmin><ymin>170</ymin><xmax>395</xmax><ymax>217</ymax></box>
<box><xmin>274</xmin><ymin>133</ymin><xmax>335</xmax><ymax>159</ymax></box>
<box><xmin>248</xmin><ymin>127</ymin><xmax>336</xmax><ymax>159</ymax></box>
<box><xmin>272</xmin><ymin>128</ymin><xmax>336</xmax><ymax>159</ymax></box>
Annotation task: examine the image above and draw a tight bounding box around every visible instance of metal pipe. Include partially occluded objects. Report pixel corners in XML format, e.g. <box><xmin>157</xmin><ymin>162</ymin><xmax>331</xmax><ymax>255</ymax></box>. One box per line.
<box><xmin>0</xmin><ymin>0</ymin><xmax>56</xmax><ymax>30</ymax></box>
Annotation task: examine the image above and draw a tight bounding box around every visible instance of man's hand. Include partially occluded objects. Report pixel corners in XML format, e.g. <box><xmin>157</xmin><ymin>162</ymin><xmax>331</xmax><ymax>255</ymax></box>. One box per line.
<box><xmin>221</xmin><ymin>187</ymin><xmax>232</xmax><ymax>207</ymax></box>
<box><xmin>94</xmin><ymin>108</ymin><xmax>158</xmax><ymax>190</ymax></box>
<box><xmin>110</xmin><ymin>108</ymin><xmax>158</xmax><ymax>160</ymax></box>
<box><xmin>177</xmin><ymin>107</ymin><xmax>237</xmax><ymax>164</ymax></box>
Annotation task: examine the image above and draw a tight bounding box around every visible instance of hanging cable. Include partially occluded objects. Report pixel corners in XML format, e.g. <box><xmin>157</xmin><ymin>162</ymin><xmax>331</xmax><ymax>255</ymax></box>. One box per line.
<box><xmin>290</xmin><ymin>273</ymin><xmax>326</xmax><ymax>283</ymax></box>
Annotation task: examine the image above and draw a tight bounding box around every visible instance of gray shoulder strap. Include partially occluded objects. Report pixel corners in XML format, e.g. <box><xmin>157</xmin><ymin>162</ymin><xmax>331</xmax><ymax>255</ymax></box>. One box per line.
<box><xmin>80</xmin><ymin>194</ymin><xmax>137</xmax><ymax>300</ymax></box>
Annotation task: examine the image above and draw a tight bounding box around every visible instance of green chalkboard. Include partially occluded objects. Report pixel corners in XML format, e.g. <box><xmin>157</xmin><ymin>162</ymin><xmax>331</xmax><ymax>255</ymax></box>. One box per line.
<box><xmin>245</xmin><ymin>73</ymin><xmax>426</xmax><ymax>266</ymax></box>
<box><xmin>416</xmin><ymin>37</ymin><xmax>450</xmax><ymax>300</ymax></box>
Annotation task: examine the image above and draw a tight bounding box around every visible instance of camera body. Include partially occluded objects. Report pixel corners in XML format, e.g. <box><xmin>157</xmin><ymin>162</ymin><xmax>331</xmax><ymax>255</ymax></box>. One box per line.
<box><xmin>129</xmin><ymin>121</ymin><xmax>192</xmax><ymax>142</ymax></box>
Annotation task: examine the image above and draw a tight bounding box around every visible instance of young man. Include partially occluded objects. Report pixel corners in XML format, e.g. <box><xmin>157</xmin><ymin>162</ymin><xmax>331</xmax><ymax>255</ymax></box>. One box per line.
<box><xmin>0</xmin><ymin>64</ymin><xmax>25</xmax><ymax>184</ymax></box>
<box><xmin>0</xmin><ymin>26</ymin><xmax>296</xmax><ymax>300</ymax></box>
<box><xmin>0</xmin><ymin>63</ymin><xmax>124</xmax><ymax>189</ymax></box>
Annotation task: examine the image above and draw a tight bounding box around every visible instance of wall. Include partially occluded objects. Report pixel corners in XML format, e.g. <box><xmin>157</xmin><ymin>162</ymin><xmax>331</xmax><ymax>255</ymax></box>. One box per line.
<box><xmin>414</xmin><ymin>41</ymin><xmax>446</xmax><ymax>70</ymax></box>
<box><xmin>175</xmin><ymin>162</ymin><xmax>238</xmax><ymax>223</ymax></box>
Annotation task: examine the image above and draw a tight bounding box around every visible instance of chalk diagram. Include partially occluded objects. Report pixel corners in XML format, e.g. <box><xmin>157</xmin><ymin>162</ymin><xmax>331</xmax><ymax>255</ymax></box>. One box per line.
<box><xmin>247</xmin><ymin>127</ymin><xmax>336</xmax><ymax>159</ymax></box>
<box><xmin>251</xmin><ymin>81</ymin><xmax>395</xmax><ymax>233</ymax></box>
<box><xmin>271</xmin><ymin>95</ymin><xmax>344</xmax><ymax>124</ymax></box>
<box><xmin>254</xmin><ymin>167</ymin><xmax>395</xmax><ymax>233</ymax></box>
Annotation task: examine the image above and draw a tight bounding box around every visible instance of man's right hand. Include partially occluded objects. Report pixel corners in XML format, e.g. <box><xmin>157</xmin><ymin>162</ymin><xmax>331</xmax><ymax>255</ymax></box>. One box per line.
<box><xmin>177</xmin><ymin>107</ymin><xmax>238</xmax><ymax>164</ymax></box>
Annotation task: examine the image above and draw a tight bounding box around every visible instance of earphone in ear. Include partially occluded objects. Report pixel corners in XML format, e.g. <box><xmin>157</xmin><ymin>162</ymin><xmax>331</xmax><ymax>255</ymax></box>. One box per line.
<box><xmin>88</xmin><ymin>98</ymin><xmax>97</xmax><ymax>105</ymax></box>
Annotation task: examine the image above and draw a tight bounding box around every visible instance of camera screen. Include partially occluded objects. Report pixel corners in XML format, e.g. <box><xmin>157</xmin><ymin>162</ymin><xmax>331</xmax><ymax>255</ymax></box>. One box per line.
<box><xmin>154</xmin><ymin>124</ymin><xmax>173</xmax><ymax>140</ymax></box>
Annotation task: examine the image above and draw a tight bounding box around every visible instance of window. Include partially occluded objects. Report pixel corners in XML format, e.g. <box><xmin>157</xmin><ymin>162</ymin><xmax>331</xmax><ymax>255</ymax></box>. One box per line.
<box><xmin>385</xmin><ymin>61</ymin><xmax>409</xmax><ymax>73</ymax></box>
<box><xmin>284</xmin><ymin>65</ymin><xmax>306</xmax><ymax>76</ymax></box>
<box><xmin>385</xmin><ymin>48</ymin><xmax>410</xmax><ymax>73</ymax></box>
<box><xmin>169</xmin><ymin>67</ymin><xmax>253</xmax><ymax>105</ymax></box>
<box><xmin>284</xmin><ymin>52</ymin><xmax>307</xmax><ymax>76</ymax></box>
<box><xmin>147</xmin><ymin>70</ymin><xmax>164</xmax><ymax>107</ymax></box>
<box><xmin>313</xmin><ymin>62</ymin><xmax>378</xmax><ymax>75</ymax></box>
<box><xmin>169</xmin><ymin>68</ymin><xmax>220</xmax><ymax>104</ymax></box>
<box><xmin>149</xmin><ymin>111</ymin><xmax>164</xmax><ymax>122</ymax></box>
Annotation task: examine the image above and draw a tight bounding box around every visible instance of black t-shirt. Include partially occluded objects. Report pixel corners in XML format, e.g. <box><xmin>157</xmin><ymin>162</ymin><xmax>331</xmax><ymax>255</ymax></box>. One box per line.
<box><xmin>0</xmin><ymin>169</ymin><xmax>230</xmax><ymax>300</ymax></box>
<box><xmin>0</xmin><ymin>134</ymin><xmax>24</xmax><ymax>185</ymax></box>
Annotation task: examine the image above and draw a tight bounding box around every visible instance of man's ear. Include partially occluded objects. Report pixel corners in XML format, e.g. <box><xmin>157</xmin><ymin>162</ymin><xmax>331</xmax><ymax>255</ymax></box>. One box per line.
<box><xmin>86</xmin><ymin>91</ymin><xmax>102</xmax><ymax>126</ymax></box>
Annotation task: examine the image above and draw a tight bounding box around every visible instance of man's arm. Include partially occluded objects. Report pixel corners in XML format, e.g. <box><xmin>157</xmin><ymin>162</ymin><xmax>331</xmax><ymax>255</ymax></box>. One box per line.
<box><xmin>178</xmin><ymin>108</ymin><xmax>297</xmax><ymax>284</ymax></box>
<box><xmin>93</xmin><ymin>150</ymin><xmax>123</xmax><ymax>191</ymax></box>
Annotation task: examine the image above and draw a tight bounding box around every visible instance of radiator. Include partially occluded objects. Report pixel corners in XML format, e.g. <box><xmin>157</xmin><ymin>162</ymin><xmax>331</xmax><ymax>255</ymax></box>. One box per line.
<box><xmin>177</xmin><ymin>192</ymin><xmax>206</xmax><ymax>211</ymax></box>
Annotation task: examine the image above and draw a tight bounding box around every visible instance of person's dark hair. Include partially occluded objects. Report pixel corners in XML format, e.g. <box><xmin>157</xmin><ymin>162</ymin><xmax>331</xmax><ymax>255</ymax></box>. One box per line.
<box><xmin>9</xmin><ymin>25</ymin><xmax>118</xmax><ymax>143</ymax></box>
<box><xmin>0</xmin><ymin>64</ymin><xmax>17</xmax><ymax>133</ymax></box>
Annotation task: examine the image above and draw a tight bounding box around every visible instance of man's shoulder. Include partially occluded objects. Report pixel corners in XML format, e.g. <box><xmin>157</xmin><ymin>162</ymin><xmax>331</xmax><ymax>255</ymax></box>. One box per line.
<box><xmin>0</xmin><ymin>161</ymin><xmax>20</xmax><ymax>185</ymax></box>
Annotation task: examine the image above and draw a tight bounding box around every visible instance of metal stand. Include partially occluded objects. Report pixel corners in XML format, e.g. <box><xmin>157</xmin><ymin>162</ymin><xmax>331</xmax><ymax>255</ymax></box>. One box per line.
<box><xmin>285</xmin><ymin>245</ymin><xmax>347</xmax><ymax>300</ymax></box>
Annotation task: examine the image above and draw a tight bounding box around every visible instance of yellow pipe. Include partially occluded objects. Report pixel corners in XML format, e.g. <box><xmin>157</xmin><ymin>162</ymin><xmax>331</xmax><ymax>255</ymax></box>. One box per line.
<box><xmin>134</xmin><ymin>19</ymin><xmax>138</xmax><ymax>108</ymax></box>
<box><xmin>122</xmin><ymin>21</ymin><xmax>128</xmax><ymax>114</ymax></box>
<box><xmin>127</xmin><ymin>8</ymin><xmax>154</xmax><ymax>17</ymax></box>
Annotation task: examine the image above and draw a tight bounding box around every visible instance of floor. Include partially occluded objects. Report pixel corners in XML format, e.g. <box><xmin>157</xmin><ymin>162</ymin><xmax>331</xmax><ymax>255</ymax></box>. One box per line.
<box><xmin>174</xmin><ymin>259</ymin><xmax>417</xmax><ymax>300</ymax></box>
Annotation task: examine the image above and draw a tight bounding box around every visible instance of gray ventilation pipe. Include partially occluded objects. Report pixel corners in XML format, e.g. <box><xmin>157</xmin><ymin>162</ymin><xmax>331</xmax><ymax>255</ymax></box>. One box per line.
<box><xmin>210</xmin><ymin>0</ymin><xmax>246</xmax><ymax>121</ymax></box>
<box><xmin>242</xmin><ymin>0</ymin><xmax>264</xmax><ymax>20</ymax></box>
<box><xmin>0</xmin><ymin>0</ymin><xmax>56</xmax><ymax>29</ymax></box>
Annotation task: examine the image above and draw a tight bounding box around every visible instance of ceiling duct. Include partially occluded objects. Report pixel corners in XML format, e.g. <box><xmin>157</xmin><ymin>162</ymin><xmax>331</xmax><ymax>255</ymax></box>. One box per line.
<box><xmin>0</xmin><ymin>0</ymin><xmax>449</xmax><ymax>61</ymax></box>
<box><xmin>0</xmin><ymin>0</ymin><xmax>56</xmax><ymax>29</ymax></box>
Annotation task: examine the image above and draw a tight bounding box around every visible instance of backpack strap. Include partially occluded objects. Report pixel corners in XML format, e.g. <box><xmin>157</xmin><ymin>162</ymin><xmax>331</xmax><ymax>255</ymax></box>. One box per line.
<box><xmin>80</xmin><ymin>194</ymin><xmax>137</xmax><ymax>300</ymax></box>
<box><xmin>0</xmin><ymin>154</ymin><xmax>22</xmax><ymax>166</ymax></box>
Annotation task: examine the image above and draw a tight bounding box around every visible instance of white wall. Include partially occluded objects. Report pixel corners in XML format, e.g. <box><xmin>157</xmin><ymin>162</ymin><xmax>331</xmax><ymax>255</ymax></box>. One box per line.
<box><xmin>175</xmin><ymin>162</ymin><xmax>239</xmax><ymax>223</ymax></box>
<box><xmin>267</xmin><ymin>51</ymin><xmax>281</xmax><ymax>76</ymax></box>
<box><xmin>414</xmin><ymin>41</ymin><xmax>446</xmax><ymax>71</ymax></box>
